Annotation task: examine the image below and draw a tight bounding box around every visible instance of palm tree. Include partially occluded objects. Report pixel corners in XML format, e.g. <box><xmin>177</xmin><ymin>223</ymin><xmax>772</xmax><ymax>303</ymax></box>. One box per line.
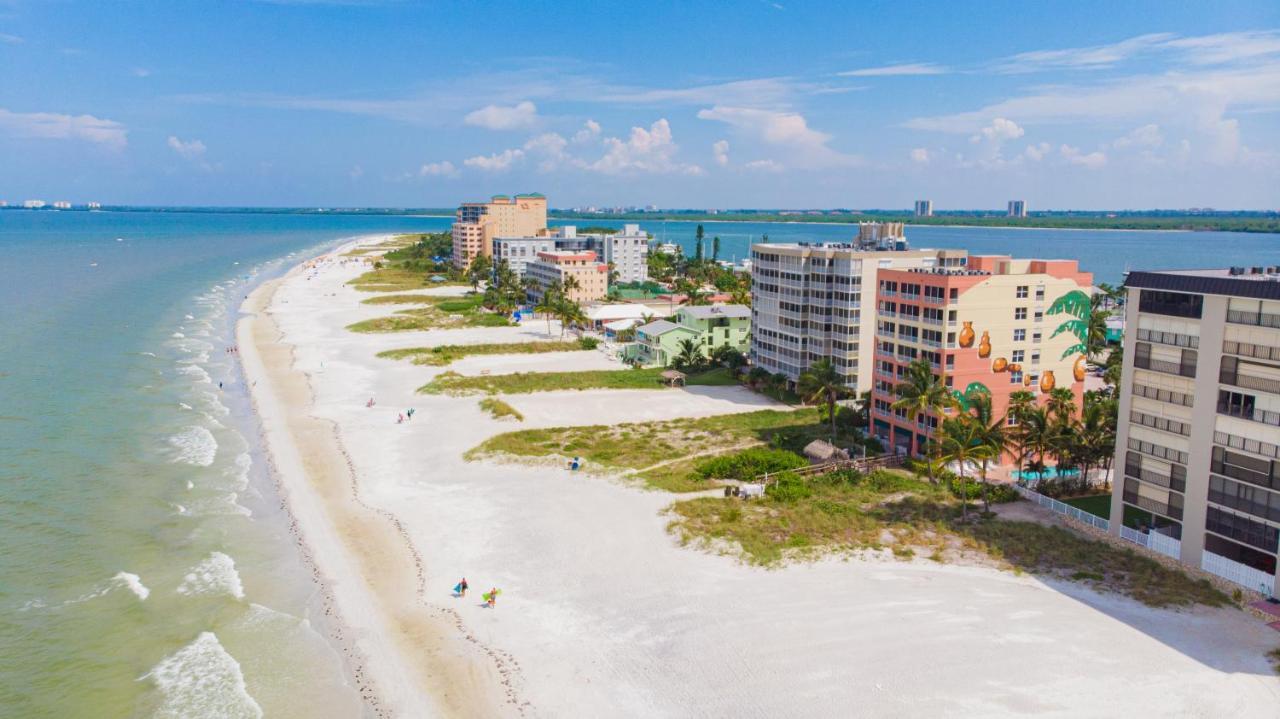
<box><xmin>798</xmin><ymin>359</ymin><xmax>847</xmax><ymax>442</ymax></box>
<box><xmin>674</xmin><ymin>338</ymin><xmax>703</xmax><ymax>370</ymax></box>
<box><xmin>937</xmin><ymin>416</ymin><xmax>991</xmax><ymax>521</ymax></box>
<box><xmin>555</xmin><ymin>296</ymin><xmax>586</xmax><ymax>339</ymax></box>
<box><xmin>533</xmin><ymin>280</ymin><xmax>562</xmax><ymax>338</ymax></box>
<box><xmin>1016</xmin><ymin>407</ymin><xmax>1055</xmax><ymax>480</ymax></box>
<box><xmin>1047</xmin><ymin>387</ymin><xmax>1077</xmax><ymax>425</ymax></box>
<box><xmin>712</xmin><ymin>235</ymin><xmax>721</xmax><ymax>262</ymax></box>
<box><xmin>968</xmin><ymin>392</ymin><xmax>1007</xmax><ymax>514</ymax></box>
<box><xmin>892</xmin><ymin>359</ymin><xmax>955</xmax><ymax>484</ymax></box>
<box><xmin>561</xmin><ymin>274</ymin><xmax>582</xmax><ymax>298</ymax></box>
<box><xmin>747</xmin><ymin>366</ymin><xmax>770</xmax><ymax>390</ymax></box>
<box><xmin>768</xmin><ymin>372</ymin><xmax>788</xmax><ymax>400</ymax></box>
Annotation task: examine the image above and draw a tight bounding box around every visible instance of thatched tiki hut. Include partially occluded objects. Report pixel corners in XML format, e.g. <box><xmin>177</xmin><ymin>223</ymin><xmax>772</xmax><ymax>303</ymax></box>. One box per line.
<box><xmin>803</xmin><ymin>439</ymin><xmax>849</xmax><ymax>465</ymax></box>
<box><xmin>660</xmin><ymin>369</ymin><xmax>687</xmax><ymax>387</ymax></box>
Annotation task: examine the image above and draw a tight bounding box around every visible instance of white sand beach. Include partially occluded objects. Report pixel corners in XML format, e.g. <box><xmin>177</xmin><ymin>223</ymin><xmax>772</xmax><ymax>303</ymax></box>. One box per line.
<box><xmin>241</xmin><ymin>236</ymin><xmax>1280</xmax><ymax>718</ymax></box>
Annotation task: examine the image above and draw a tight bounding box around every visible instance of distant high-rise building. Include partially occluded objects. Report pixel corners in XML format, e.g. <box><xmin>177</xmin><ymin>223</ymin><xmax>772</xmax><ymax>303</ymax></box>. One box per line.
<box><xmin>1008</xmin><ymin>200</ymin><xmax>1027</xmax><ymax>218</ymax></box>
<box><xmin>450</xmin><ymin>193</ymin><xmax>547</xmax><ymax>269</ymax></box>
<box><xmin>53</xmin><ymin>201</ymin><xmax>72</xmax><ymax>209</ymax></box>
<box><xmin>23</xmin><ymin>200</ymin><xmax>46</xmax><ymax>209</ymax></box>
<box><xmin>914</xmin><ymin>200</ymin><xmax>933</xmax><ymax>218</ymax></box>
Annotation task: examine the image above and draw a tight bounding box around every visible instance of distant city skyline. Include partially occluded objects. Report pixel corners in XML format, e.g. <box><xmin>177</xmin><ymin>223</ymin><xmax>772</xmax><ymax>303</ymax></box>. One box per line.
<box><xmin>1</xmin><ymin>1</ymin><xmax>1277</xmax><ymax>208</ymax></box>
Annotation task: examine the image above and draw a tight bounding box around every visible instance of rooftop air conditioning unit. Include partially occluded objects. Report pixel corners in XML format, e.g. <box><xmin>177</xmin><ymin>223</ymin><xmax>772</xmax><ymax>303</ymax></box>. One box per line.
<box><xmin>1229</xmin><ymin>267</ymin><xmax>1245</xmax><ymax>275</ymax></box>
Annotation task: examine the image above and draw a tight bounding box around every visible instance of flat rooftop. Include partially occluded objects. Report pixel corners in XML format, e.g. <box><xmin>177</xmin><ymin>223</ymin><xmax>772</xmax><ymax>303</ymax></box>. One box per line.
<box><xmin>1126</xmin><ymin>266</ymin><xmax>1280</xmax><ymax>300</ymax></box>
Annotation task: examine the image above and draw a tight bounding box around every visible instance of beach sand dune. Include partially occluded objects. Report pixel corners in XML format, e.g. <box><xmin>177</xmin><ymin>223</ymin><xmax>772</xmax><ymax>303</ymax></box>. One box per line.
<box><xmin>244</xmin><ymin>238</ymin><xmax>1280</xmax><ymax>718</ymax></box>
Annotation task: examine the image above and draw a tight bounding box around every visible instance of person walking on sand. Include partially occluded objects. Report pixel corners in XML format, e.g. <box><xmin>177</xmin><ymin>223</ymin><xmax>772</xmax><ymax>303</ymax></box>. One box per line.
<box><xmin>485</xmin><ymin>588</ymin><xmax>500</xmax><ymax>608</ymax></box>
<box><xmin>407</xmin><ymin>408</ymin><xmax>415</xmax><ymax>420</ymax></box>
<box><xmin>397</xmin><ymin>413</ymin><xmax>404</xmax><ymax>424</ymax></box>
<box><xmin>453</xmin><ymin>577</ymin><xmax>468</xmax><ymax>597</ymax></box>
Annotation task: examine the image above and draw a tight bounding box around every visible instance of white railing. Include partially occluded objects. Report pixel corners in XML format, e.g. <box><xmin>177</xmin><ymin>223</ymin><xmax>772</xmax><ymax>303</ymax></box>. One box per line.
<box><xmin>1013</xmin><ymin>485</ymin><xmax>1110</xmax><ymax>531</ymax></box>
<box><xmin>1201</xmin><ymin>550</ymin><xmax>1276</xmax><ymax>597</ymax></box>
<box><xmin>1118</xmin><ymin>525</ymin><xmax>1182</xmax><ymax>560</ymax></box>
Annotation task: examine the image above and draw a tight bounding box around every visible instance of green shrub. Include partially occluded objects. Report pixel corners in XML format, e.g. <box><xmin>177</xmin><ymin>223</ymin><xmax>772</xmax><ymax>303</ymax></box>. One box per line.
<box><xmin>766</xmin><ymin>472</ymin><xmax>812</xmax><ymax>503</ymax></box>
<box><xmin>950</xmin><ymin>481</ymin><xmax>1019</xmax><ymax>503</ymax></box>
<box><xmin>695</xmin><ymin>447</ymin><xmax>807</xmax><ymax>481</ymax></box>
<box><xmin>578</xmin><ymin>336</ymin><xmax>601</xmax><ymax>350</ymax></box>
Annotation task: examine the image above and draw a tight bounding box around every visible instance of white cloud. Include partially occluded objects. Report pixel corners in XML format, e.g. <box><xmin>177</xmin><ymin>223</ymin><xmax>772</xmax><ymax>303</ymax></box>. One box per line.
<box><xmin>418</xmin><ymin>160</ymin><xmax>458</xmax><ymax>177</ymax></box>
<box><xmin>572</xmin><ymin>119</ymin><xmax>600</xmax><ymax>143</ymax></box>
<box><xmin>713</xmin><ymin>139</ymin><xmax>729</xmax><ymax>166</ymax></box>
<box><xmin>599</xmin><ymin>77</ymin><xmax>841</xmax><ymax>108</ymax></box>
<box><xmin>167</xmin><ymin>135</ymin><xmax>207</xmax><ymax>160</ymax></box>
<box><xmin>1112</xmin><ymin>123</ymin><xmax>1163</xmax><ymax>149</ymax></box>
<box><xmin>696</xmin><ymin>106</ymin><xmax>859</xmax><ymax>168</ymax></box>
<box><xmin>1023</xmin><ymin>142</ymin><xmax>1052</xmax><ymax>161</ymax></box>
<box><xmin>970</xmin><ymin>117</ymin><xmax>1024</xmax><ymax>143</ymax></box>
<box><xmin>839</xmin><ymin>62</ymin><xmax>948</xmax><ymax>77</ymax></box>
<box><xmin>992</xmin><ymin>33</ymin><xmax>1173</xmax><ymax>74</ymax></box>
<box><xmin>463</xmin><ymin>100</ymin><xmax>538</xmax><ymax>130</ymax></box>
<box><xmin>523</xmin><ymin>132</ymin><xmax>571</xmax><ymax>171</ymax></box>
<box><xmin>588</xmin><ymin>118</ymin><xmax>701</xmax><ymax>175</ymax></box>
<box><xmin>0</xmin><ymin>32</ymin><xmax>22</xmax><ymax>45</ymax></box>
<box><xmin>349</xmin><ymin>165</ymin><xmax>364</xmax><ymax>179</ymax></box>
<box><xmin>744</xmin><ymin>159</ymin><xmax>783</xmax><ymax>172</ymax></box>
<box><xmin>131</xmin><ymin>67</ymin><xmax>152</xmax><ymax>78</ymax></box>
<box><xmin>1164</xmin><ymin>30</ymin><xmax>1280</xmax><ymax>66</ymax></box>
<box><xmin>0</xmin><ymin>108</ymin><xmax>127</xmax><ymax>150</ymax></box>
<box><xmin>1059</xmin><ymin>144</ymin><xmax>1107</xmax><ymax>168</ymax></box>
<box><xmin>909</xmin><ymin>147</ymin><xmax>930</xmax><ymax>164</ymax></box>
<box><xmin>464</xmin><ymin>148</ymin><xmax>525</xmax><ymax>172</ymax></box>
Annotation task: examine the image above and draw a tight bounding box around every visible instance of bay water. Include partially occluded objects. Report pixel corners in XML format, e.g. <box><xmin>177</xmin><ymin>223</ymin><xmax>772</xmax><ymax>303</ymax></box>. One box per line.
<box><xmin>0</xmin><ymin>210</ymin><xmax>1277</xmax><ymax>717</ymax></box>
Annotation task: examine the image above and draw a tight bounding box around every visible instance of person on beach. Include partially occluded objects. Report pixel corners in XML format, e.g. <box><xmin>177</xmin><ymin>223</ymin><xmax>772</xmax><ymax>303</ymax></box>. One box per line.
<box><xmin>397</xmin><ymin>413</ymin><xmax>404</xmax><ymax>424</ymax></box>
<box><xmin>453</xmin><ymin>577</ymin><xmax>468</xmax><ymax>597</ymax></box>
<box><xmin>485</xmin><ymin>588</ymin><xmax>500</xmax><ymax>608</ymax></box>
<box><xmin>407</xmin><ymin>408</ymin><xmax>415</xmax><ymax>420</ymax></box>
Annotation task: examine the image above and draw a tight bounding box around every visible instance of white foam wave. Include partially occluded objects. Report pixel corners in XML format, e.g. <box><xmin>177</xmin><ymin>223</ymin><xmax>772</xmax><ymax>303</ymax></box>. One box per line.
<box><xmin>22</xmin><ymin>571</ymin><xmax>150</xmax><ymax>611</ymax></box>
<box><xmin>179</xmin><ymin>402</ymin><xmax>193</xmax><ymax>410</ymax></box>
<box><xmin>185</xmin><ymin>314</ymin><xmax>195</xmax><ymax>320</ymax></box>
<box><xmin>169</xmin><ymin>426</ymin><xmax>218</xmax><ymax>467</ymax></box>
<box><xmin>144</xmin><ymin>632</ymin><xmax>263</xmax><ymax>719</ymax></box>
<box><xmin>176</xmin><ymin>364</ymin><xmax>211</xmax><ymax>384</ymax></box>
<box><xmin>142</xmin><ymin>351</ymin><xmax>158</xmax><ymax>357</ymax></box>
<box><xmin>177</xmin><ymin>552</ymin><xmax>245</xmax><ymax>600</ymax></box>
<box><xmin>186</xmin><ymin>493</ymin><xmax>252</xmax><ymax>518</ymax></box>
<box><xmin>172</xmin><ymin>332</ymin><xmax>185</xmax><ymax>338</ymax></box>
<box><xmin>114</xmin><ymin>571</ymin><xmax>151</xmax><ymax>601</ymax></box>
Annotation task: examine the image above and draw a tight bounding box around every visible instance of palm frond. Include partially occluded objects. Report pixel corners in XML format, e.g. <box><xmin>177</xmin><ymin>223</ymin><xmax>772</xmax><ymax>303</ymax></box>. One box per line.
<box><xmin>1045</xmin><ymin>290</ymin><xmax>1091</xmax><ymax>320</ymax></box>
<box><xmin>1049</xmin><ymin>318</ymin><xmax>1089</xmax><ymax>341</ymax></box>
<box><xmin>1060</xmin><ymin>344</ymin><xmax>1087</xmax><ymax>361</ymax></box>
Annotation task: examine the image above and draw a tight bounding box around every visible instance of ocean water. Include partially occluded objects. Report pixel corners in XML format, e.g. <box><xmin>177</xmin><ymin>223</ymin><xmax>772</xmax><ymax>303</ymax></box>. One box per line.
<box><xmin>1</xmin><ymin>210</ymin><xmax>1277</xmax><ymax>717</ymax></box>
<box><xmin>552</xmin><ymin>219</ymin><xmax>1280</xmax><ymax>285</ymax></box>
<box><xmin>0</xmin><ymin>211</ymin><xmax>450</xmax><ymax>718</ymax></box>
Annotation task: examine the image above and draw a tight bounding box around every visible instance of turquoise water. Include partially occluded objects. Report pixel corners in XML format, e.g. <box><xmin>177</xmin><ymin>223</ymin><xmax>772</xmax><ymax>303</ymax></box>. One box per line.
<box><xmin>550</xmin><ymin>219</ymin><xmax>1280</xmax><ymax>285</ymax></box>
<box><xmin>0</xmin><ymin>211</ymin><xmax>449</xmax><ymax>718</ymax></box>
<box><xmin>1013</xmin><ymin>467</ymin><xmax>1082</xmax><ymax>482</ymax></box>
<box><xmin>1</xmin><ymin>210</ymin><xmax>1277</xmax><ymax>716</ymax></box>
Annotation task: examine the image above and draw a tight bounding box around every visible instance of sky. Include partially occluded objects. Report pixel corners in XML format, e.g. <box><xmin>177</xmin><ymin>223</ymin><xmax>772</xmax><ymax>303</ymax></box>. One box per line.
<box><xmin>1</xmin><ymin>0</ymin><xmax>1279</xmax><ymax>210</ymax></box>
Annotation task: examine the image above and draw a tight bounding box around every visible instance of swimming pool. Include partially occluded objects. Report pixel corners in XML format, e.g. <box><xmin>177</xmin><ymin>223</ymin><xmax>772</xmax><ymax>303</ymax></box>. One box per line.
<box><xmin>1012</xmin><ymin>466</ymin><xmax>1081</xmax><ymax>481</ymax></box>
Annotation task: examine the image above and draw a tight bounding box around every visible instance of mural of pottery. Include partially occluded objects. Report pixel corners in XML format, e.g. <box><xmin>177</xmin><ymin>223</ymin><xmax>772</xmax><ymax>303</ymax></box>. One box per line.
<box><xmin>1008</xmin><ymin>363</ymin><xmax>1022</xmax><ymax>373</ymax></box>
<box><xmin>1073</xmin><ymin>355</ymin><xmax>1087</xmax><ymax>382</ymax></box>
<box><xmin>992</xmin><ymin>357</ymin><xmax>1008</xmax><ymax>372</ymax></box>
<box><xmin>977</xmin><ymin>330</ymin><xmax>991</xmax><ymax>358</ymax></box>
<box><xmin>1023</xmin><ymin>375</ymin><xmax>1033</xmax><ymax>387</ymax></box>
<box><xmin>1040</xmin><ymin>370</ymin><xmax>1056</xmax><ymax>393</ymax></box>
<box><xmin>958</xmin><ymin>321</ymin><xmax>975</xmax><ymax>348</ymax></box>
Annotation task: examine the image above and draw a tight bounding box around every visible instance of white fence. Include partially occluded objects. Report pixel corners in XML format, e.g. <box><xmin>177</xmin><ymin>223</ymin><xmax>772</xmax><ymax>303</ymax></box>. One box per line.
<box><xmin>1119</xmin><ymin>525</ymin><xmax>1182</xmax><ymax>560</ymax></box>
<box><xmin>1013</xmin><ymin>485</ymin><xmax>1110</xmax><ymax>531</ymax></box>
<box><xmin>1201</xmin><ymin>550</ymin><xmax>1276</xmax><ymax>597</ymax></box>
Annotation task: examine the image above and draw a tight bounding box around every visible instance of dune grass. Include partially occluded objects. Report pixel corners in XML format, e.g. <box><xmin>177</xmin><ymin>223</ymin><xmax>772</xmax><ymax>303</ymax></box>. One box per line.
<box><xmin>418</xmin><ymin>366</ymin><xmax>740</xmax><ymax>396</ymax></box>
<box><xmin>479</xmin><ymin>398</ymin><xmax>524</xmax><ymax>421</ymax></box>
<box><xmin>378</xmin><ymin>340</ymin><xmax>585</xmax><ymax>366</ymax></box>
<box><xmin>347</xmin><ymin>294</ymin><xmax>513</xmax><ymax>333</ymax></box>
<box><xmin>361</xmin><ymin>293</ymin><xmax>456</xmax><ymax>305</ymax></box>
<box><xmin>667</xmin><ymin>470</ymin><xmax>1229</xmax><ymax>608</ymax></box>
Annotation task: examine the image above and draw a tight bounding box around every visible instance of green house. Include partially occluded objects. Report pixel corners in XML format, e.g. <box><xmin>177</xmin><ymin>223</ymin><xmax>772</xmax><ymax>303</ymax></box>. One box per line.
<box><xmin>625</xmin><ymin>305</ymin><xmax>751</xmax><ymax>367</ymax></box>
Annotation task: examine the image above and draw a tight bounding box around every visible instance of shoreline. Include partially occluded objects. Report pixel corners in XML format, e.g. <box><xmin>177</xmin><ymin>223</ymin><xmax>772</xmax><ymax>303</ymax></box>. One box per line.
<box><xmin>237</xmin><ymin>237</ymin><xmax>509</xmax><ymax>718</ymax></box>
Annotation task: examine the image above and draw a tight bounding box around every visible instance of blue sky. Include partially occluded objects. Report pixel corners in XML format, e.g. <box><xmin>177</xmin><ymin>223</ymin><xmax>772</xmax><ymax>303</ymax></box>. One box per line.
<box><xmin>1</xmin><ymin>0</ymin><xmax>1278</xmax><ymax>209</ymax></box>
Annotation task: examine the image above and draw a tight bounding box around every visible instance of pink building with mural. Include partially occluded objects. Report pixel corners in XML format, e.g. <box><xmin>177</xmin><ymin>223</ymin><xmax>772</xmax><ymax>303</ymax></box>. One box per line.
<box><xmin>870</xmin><ymin>256</ymin><xmax>1094</xmax><ymax>458</ymax></box>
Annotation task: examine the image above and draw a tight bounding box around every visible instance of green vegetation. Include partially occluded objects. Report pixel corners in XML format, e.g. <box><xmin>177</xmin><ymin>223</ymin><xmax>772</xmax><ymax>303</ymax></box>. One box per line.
<box><xmin>466</xmin><ymin>407</ymin><xmax>869</xmax><ymax>492</ymax></box>
<box><xmin>479</xmin><ymin>398</ymin><xmax>524</xmax><ymax>422</ymax></box>
<box><xmin>360</xmin><ymin>293</ymin><xmax>444</xmax><ymax>305</ymax></box>
<box><xmin>667</xmin><ymin>469</ymin><xmax>1228</xmax><ymax>608</ymax></box>
<box><xmin>347</xmin><ymin>232</ymin><xmax>461</xmax><ymax>292</ymax></box>
<box><xmin>377</xmin><ymin>340</ymin><xmax>585</xmax><ymax>366</ymax></box>
<box><xmin>1063</xmin><ymin>494</ymin><xmax>1112</xmax><ymax>519</ymax></box>
<box><xmin>549</xmin><ymin>209</ymin><xmax>1280</xmax><ymax>234</ymax></box>
<box><xmin>695</xmin><ymin>448</ymin><xmax>807</xmax><ymax>481</ymax></box>
<box><xmin>419</xmin><ymin>366</ymin><xmax>734</xmax><ymax>396</ymax></box>
<box><xmin>347</xmin><ymin>294</ymin><xmax>513</xmax><ymax>333</ymax></box>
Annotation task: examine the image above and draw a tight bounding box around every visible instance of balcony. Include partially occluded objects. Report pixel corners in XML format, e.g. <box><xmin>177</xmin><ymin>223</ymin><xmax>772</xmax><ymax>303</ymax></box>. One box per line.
<box><xmin>922</xmin><ymin>295</ymin><xmax>946</xmax><ymax>305</ymax></box>
<box><xmin>1227</xmin><ymin>308</ymin><xmax>1280</xmax><ymax>329</ymax></box>
<box><xmin>1131</xmin><ymin>382</ymin><xmax>1194</xmax><ymax>407</ymax></box>
<box><xmin>1135</xmin><ymin>355</ymin><xmax>1196</xmax><ymax>378</ymax></box>
<box><xmin>1125</xmin><ymin>464</ymin><xmax>1187</xmax><ymax>493</ymax></box>
<box><xmin>1136</xmin><ymin>328</ymin><xmax>1199</xmax><ymax>348</ymax></box>
<box><xmin>1220</xmin><ymin>369</ymin><xmax>1280</xmax><ymax>396</ymax></box>
<box><xmin>1130</xmin><ymin>410</ymin><xmax>1191</xmax><ymax>436</ymax></box>
<box><xmin>1123</xmin><ymin>490</ymin><xmax>1184</xmax><ymax>520</ymax></box>
<box><xmin>1128</xmin><ymin>437</ymin><xmax>1189</xmax><ymax>465</ymax></box>
<box><xmin>1218</xmin><ymin>401</ymin><xmax>1280</xmax><ymax>428</ymax></box>
<box><xmin>1224</xmin><ymin>340</ymin><xmax>1280</xmax><ymax>362</ymax></box>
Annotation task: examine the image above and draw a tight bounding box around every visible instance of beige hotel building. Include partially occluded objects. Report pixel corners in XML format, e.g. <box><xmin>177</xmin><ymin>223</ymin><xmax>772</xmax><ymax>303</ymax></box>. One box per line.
<box><xmin>450</xmin><ymin>193</ymin><xmax>548</xmax><ymax>269</ymax></box>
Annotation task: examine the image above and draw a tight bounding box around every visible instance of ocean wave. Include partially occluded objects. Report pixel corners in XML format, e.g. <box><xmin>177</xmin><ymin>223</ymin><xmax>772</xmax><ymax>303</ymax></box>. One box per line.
<box><xmin>179</xmin><ymin>402</ymin><xmax>193</xmax><ymax>410</ymax></box>
<box><xmin>144</xmin><ymin>632</ymin><xmax>263</xmax><ymax>719</ymax></box>
<box><xmin>172</xmin><ymin>332</ymin><xmax>185</xmax><ymax>339</ymax></box>
<box><xmin>177</xmin><ymin>552</ymin><xmax>245</xmax><ymax>600</ymax></box>
<box><xmin>169</xmin><ymin>426</ymin><xmax>218</xmax><ymax>467</ymax></box>
<box><xmin>21</xmin><ymin>571</ymin><xmax>150</xmax><ymax>611</ymax></box>
<box><xmin>185</xmin><ymin>493</ymin><xmax>252</xmax><ymax>518</ymax></box>
<box><xmin>176</xmin><ymin>364</ymin><xmax>212</xmax><ymax>384</ymax></box>
<box><xmin>114</xmin><ymin>571</ymin><xmax>151</xmax><ymax>601</ymax></box>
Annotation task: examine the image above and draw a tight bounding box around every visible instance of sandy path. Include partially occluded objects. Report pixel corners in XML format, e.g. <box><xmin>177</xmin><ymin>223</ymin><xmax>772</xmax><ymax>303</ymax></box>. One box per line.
<box><xmin>250</xmin><ymin>236</ymin><xmax>1280</xmax><ymax>718</ymax></box>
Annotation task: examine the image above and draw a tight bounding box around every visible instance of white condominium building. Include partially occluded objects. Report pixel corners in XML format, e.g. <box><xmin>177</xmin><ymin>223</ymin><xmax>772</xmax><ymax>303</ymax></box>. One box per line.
<box><xmin>1111</xmin><ymin>266</ymin><xmax>1280</xmax><ymax>595</ymax></box>
<box><xmin>749</xmin><ymin>238</ymin><xmax>968</xmax><ymax>394</ymax></box>
<box><xmin>601</xmin><ymin>224</ymin><xmax>649</xmax><ymax>284</ymax></box>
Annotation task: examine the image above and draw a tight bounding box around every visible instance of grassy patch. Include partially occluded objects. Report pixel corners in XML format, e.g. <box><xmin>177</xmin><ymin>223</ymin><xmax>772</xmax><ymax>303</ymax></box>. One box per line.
<box><xmin>378</xmin><ymin>340</ymin><xmax>585</xmax><ymax>366</ymax></box>
<box><xmin>418</xmin><ymin>366</ymin><xmax>746</xmax><ymax>396</ymax></box>
<box><xmin>666</xmin><ymin>470</ymin><xmax>1230</xmax><ymax>608</ymax></box>
<box><xmin>361</xmin><ymin>293</ymin><xmax>454</xmax><ymax>305</ymax></box>
<box><xmin>479</xmin><ymin>398</ymin><xmax>524</xmax><ymax>422</ymax></box>
<box><xmin>348</xmin><ymin>294</ymin><xmax>513</xmax><ymax>333</ymax></box>
<box><xmin>1062</xmin><ymin>494</ymin><xmax>1112</xmax><ymax>519</ymax></box>
<box><xmin>348</xmin><ymin>266</ymin><xmax>440</xmax><ymax>292</ymax></box>
<box><xmin>466</xmin><ymin>407</ymin><xmax>870</xmax><ymax>493</ymax></box>
<box><xmin>421</xmin><ymin>367</ymin><xmax>667</xmax><ymax>395</ymax></box>
<box><xmin>684</xmin><ymin>367</ymin><xmax>739</xmax><ymax>386</ymax></box>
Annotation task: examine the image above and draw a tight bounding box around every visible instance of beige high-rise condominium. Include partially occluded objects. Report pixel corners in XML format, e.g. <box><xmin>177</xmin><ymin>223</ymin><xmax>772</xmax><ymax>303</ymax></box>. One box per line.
<box><xmin>451</xmin><ymin>193</ymin><xmax>547</xmax><ymax>269</ymax></box>
<box><xmin>1111</xmin><ymin>267</ymin><xmax>1280</xmax><ymax>595</ymax></box>
<box><xmin>525</xmin><ymin>250</ymin><xmax>609</xmax><ymax>304</ymax></box>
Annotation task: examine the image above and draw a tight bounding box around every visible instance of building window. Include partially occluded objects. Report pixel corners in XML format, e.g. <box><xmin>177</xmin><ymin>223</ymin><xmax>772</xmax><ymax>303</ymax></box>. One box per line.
<box><xmin>1032</xmin><ymin>331</ymin><xmax>1042</xmax><ymax>343</ymax></box>
<box><xmin>1012</xmin><ymin>350</ymin><xmax>1025</xmax><ymax>363</ymax></box>
<box><xmin>1010</xmin><ymin>370</ymin><xmax>1023</xmax><ymax>385</ymax></box>
<box><xmin>1013</xmin><ymin>329</ymin><xmax>1026</xmax><ymax>342</ymax></box>
<box><xmin>1035</xmin><ymin>286</ymin><xmax>1045</xmax><ymax>300</ymax></box>
<box><xmin>1016</xmin><ymin>285</ymin><xmax>1029</xmax><ymax>299</ymax></box>
<box><xmin>1034</xmin><ymin>310</ymin><xmax>1044</xmax><ymax>323</ymax></box>
<box><xmin>1015</xmin><ymin>307</ymin><xmax>1028</xmax><ymax>320</ymax></box>
<box><xmin>1139</xmin><ymin>289</ymin><xmax>1204</xmax><ymax>319</ymax></box>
